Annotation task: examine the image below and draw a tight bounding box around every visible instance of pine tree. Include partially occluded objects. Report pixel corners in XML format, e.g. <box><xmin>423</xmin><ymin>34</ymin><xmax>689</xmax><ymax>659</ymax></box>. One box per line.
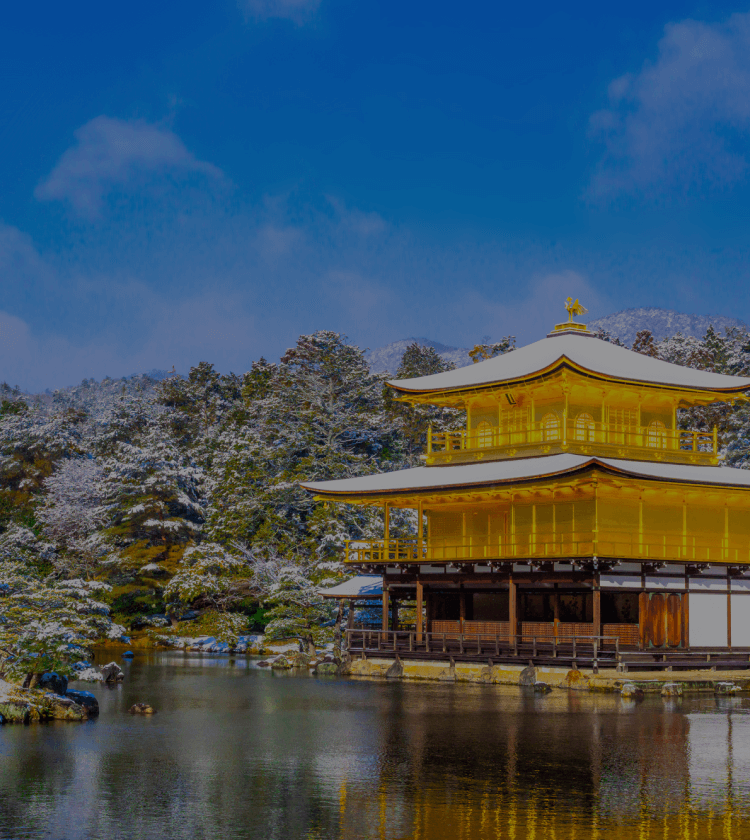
<box><xmin>384</xmin><ymin>342</ymin><xmax>462</xmax><ymax>464</ymax></box>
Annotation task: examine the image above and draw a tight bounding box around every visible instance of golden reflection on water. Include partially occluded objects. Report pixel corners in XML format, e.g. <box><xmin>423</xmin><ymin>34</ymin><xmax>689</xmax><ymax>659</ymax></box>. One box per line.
<box><xmin>333</xmin><ymin>687</ymin><xmax>750</xmax><ymax>840</ymax></box>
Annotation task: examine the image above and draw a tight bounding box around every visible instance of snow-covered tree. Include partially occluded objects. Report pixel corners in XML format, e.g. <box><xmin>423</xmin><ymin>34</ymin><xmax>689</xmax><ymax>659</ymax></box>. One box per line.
<box><xmin>237</xmin><ymin>543</ymin><xmax>333</xmax><ymax>655</ymax></box>
<box><xmin>164</xmin><ymin>542</ymin><xmax>249</xmax><ymax>613</ymax></box>
<box><xmin>38</xmin><ymin>457</ymin><xmax>107</xmax><ymax>578</ymax></box>
<box><xmin>469</xmin><ymin>335</ymin><xmax>516</xmax><ymax>363</ymax></box>
<box><xmin>207</xmin><ymin>332</ymin><xmax>391</xmax><ymax>557</ymax></box>
<box><xmin>0</xmin><ymin>526</ymin><xmax>124</xmax><ymax>680</ymax></box>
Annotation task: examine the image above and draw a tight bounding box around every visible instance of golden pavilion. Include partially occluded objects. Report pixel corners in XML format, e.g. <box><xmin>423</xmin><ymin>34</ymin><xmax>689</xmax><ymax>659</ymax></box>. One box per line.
<box><xmin>304</xmin><ymin>305</ymin><xmax>750</xmax><ymax>668</ymax></box>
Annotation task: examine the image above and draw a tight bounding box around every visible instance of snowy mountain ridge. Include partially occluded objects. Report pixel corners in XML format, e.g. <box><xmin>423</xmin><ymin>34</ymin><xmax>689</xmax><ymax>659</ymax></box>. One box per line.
<box><xmin>588</xmin><ymin>308</ymin><xmax>747</xmax><ymax>347</ymax></box>
<box><xmin>366</xmin><ymin>308</ymin><xmax>749</xmax><ymax>375</ymax></box>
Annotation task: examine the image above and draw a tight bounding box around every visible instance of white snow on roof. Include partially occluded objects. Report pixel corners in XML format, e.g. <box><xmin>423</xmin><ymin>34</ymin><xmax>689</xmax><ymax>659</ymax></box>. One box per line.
<box><xmin>302</xmin><ymin>454</ymin><xmax>750</xmax><ymax>496</ymax></box>
<box><xmin>387</xmin><ymin>333</ymin><xmax>750</xmax><ymax>393</ymax></box>
<box><xmin>318</xmin><ymin>575</ymin><xmax>383</xmax><ymax>598</ymax></box>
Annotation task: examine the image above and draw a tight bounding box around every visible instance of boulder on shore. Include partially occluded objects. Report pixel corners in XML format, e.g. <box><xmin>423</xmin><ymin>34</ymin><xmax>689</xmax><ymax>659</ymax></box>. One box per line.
<box><xmin>39</xmin><ymin>672</ymin><xmax>68</xmax><ymax>696</ymax></box>
<box><xmin>270</xmin><ymin>655</ymin><xmax>292</xmax><ymax>670</ymax></box>
<box><xmin>290</xmin><ymin>652</ymin><xmax>311</xmax><ymax>668</ymax></box>
<box><xmin>66</xmin><ymin>689</ymin><xmax>99</xmax><ymax>716</ymax></box>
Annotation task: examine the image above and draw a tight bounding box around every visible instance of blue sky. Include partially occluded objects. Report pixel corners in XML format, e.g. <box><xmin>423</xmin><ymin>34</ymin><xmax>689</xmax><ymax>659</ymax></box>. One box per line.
<box><xmin>3</xmin><ymin>0</ymin><xmax>750</xmax><ymax>389</ymax></box>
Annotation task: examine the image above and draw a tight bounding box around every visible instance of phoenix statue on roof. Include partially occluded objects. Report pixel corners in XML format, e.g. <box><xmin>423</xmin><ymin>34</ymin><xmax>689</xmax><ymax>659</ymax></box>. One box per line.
<box><xmin>564</xmin><ymin>296</ymin><xmax>588</xmax><ymax>323</ymax></box>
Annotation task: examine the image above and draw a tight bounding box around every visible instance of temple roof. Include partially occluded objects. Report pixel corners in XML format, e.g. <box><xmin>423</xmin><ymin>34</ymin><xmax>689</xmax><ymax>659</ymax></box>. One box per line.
<box><xmin>318</xmin><ymin>575</ymin><xmax>383</xmax><ymax>599</ymax></box>
<box><xmin>302</xmin><ymin>454</ymin><xmax>750</xmax><ymax>498</ymax></box>
<box><xmin>387</xmin><ymin>332</ymin><xmax>750</xmax><ymax>395</ymax></box>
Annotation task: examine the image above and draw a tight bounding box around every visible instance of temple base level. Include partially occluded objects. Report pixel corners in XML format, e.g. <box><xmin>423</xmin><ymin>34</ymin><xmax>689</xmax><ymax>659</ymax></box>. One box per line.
<box><xmin>346</xmin><ymin>630</ymin><xmax>750</xmax><ymax>673</ymax></box>
<box><xmin>345</xmin><ymin>656</ymin><xmax>750</xmax><ymax>692</ymax></box>
<box><xmin>364</xmin><ymin>562</ymin><xmax>750</xmax><ymax>656</ymax></box>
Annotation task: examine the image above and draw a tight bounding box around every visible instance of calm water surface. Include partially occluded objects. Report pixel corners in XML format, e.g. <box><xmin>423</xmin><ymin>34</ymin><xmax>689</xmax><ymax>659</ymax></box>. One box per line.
<box><xmin>2</xmin><ymin>652</ymin><xmax>750</xmax><ymax>839</ymax></box>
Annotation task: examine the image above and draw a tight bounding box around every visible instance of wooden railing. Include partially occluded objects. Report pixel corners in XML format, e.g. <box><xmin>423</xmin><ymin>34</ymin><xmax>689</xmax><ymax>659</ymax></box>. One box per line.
<box><xmin>345</xmin><ymin>629</ymin><xmax>625</xmax><ymax>670</ymax></box>
<box><xmin>345</xmin><ymin>532</ymin><xmax>749</xmax><ymax>565</ymax></box>
<box><xmin>431</xmin><ymin>620</ymin><xmax>638</xmax><ymax>648</ymax></box>
<box><xmin>428</xmin><ymin>420</ymin><xmax>717</xmax><ymax>459</ymax></box>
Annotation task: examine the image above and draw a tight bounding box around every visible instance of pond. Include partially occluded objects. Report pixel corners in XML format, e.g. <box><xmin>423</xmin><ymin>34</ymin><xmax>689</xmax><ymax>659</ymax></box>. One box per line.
<box><xmin>1</xmin><ymin>652</ymin><xmax>750</xmax><ymax>839</ymax></box>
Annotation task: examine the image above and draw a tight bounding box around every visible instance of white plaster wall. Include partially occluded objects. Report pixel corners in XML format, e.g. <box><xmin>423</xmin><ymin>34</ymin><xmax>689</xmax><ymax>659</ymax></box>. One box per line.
<box><xmin>732</xmin><ymin>579</ymin><xmax>750</xmax><ymax>592</ymax></box>
<box><xmin>731</xmin><ymin>594</ymin><xmax>750</xmax><ymax>646</ymax></box>
<box><xmin>645</xmin><ymin>576</ymin><xmax>684</xmax><ymax>590</ymax></box>
<box><xmin>690</xmin><ymin>593</ymin><xmax>728</xmax><ymax>647</ymax></box>
<box><xmin>690</xmin><ymin>578</ymin><xmax>728</xmax><ymax>591</ymax></box>
<box><xmin>600</xmin><ymin>574</ymin><xmax>641</xmax><ymax>589</ymax></box>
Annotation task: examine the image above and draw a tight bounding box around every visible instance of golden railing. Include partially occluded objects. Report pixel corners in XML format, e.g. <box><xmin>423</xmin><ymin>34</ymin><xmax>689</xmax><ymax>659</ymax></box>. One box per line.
<box><xmin>428</xmin><ymin>420</ymin><xmax>717</xmax><ymax>457</ymax></box>
<box><xmin>345</xmin><ymin>532</ymin><xmax>749</xmax><ymax>565</ymax></box>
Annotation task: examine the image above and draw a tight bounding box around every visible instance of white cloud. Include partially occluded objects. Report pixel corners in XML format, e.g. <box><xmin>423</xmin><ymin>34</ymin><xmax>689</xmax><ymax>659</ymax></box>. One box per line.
<box><xmin>589</xmin><ymin>12</ymin><xmax>750</xmax><ymax>198</ymax></box>
<box><xmin>241</xmin><ymin>0</ymin><xmax>321</xmax><ymax>24</ymax></box>
<box><xmin>0</xmin><ymin>294</ymin><xmax>259</xmax><ymax>393</ymax></box>
<box><xmin>35</xmin><ymin>116</ymin><xmax>223</xmax><ymax>217</ymax></box>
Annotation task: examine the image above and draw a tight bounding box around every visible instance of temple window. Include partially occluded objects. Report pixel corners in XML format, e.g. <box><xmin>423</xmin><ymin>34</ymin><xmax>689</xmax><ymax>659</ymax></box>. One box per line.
<box><xmin>542</xmin><ymin>412</ymin><xmax>560</xmax><ymax>441</ymax></box>
<box><xmin>609</xmin><ymin>407</ymin><xmax>637</xmax><ymax>444</ymax></box>
<box><xmin>574</xmin><ymin>411</ymin><xmax>595</xmax><ymax>442</ymax></box>
<box><xmin>647</xmin><ymin>419</ymin><xmax>667</xmax><ymax>449</ymax></box>
<box><xmin>475</xmin><ymin>420</ymin><xmax>493</xmax><ymax>448</ymax></box>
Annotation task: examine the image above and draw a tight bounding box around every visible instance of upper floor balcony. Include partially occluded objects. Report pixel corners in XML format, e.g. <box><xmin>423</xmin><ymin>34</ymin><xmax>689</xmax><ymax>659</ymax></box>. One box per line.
<box><xmin>426</xmin><ymin>416</ymin><xmax>718</xmax><ymax>466</ymax></box>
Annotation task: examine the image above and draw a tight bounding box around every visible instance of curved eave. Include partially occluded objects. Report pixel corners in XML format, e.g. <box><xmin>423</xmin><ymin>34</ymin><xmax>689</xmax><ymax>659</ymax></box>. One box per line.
<box><xmin>388</xmin><ymin>356</ymin><xmax>750</xmax><ymax>400</ymax></box>
<box><xmin>301</xmin><ymin>457</ymin><xmax>750</xmax><ymax>503</ymax></box>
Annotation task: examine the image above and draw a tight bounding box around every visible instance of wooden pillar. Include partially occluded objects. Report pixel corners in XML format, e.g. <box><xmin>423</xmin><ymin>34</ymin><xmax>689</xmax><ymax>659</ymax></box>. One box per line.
<box><xmin>383</xmin><ymin>502</ymin><xmax>390</xmax><ymax>544</ymax></box>
<box><xmin>509</xmin><ymin>577</ymin><xmax>518</xmax><ymax>641</ymax></box>
<box><xmin>416</xmin><ymin>580</ymin><xmax>424</xmax><ymax>643</ymax></box>
<box><xmin>347</xmin><ymin>599</ymin><xmax>355</xmax><ymax>630</ymax></box>
<box><xmin>593</xmin><ymin>582</ymin><xmax>601</xmax><ymax>638</ymax></box>
<box><xmin>391</xmin><ymin>597</ymin><xmax>399</xmax><ymax>633</ymax></box>
<box><xmin>418</xmin><ymin>500</ymin><xmax>424</xmax><ymax>561</ymax></box>
<box><xmin>552</xmin><ymin>585</ymin><xmax>560</xmax><ymax>637</ymax></box>
<box><xmin>460</xmin><ymin>587</ymin><xmax>466</xmax><ymax>629</ymax></box>
<box><xmin>728</xmin><ymin>573</ymin><xmax>732</xmax><ymax>650</ymax></box>
<box><xmin>382</xmin><ymin>586</ymin><xmax>389</xmax><ymax>634</ymax></box>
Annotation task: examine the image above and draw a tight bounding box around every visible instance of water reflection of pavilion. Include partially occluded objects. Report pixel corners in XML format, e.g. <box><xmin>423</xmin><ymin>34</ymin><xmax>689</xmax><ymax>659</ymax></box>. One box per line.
<box><xmin>331</xmin><ymin>689</ymin><xmax>750</xmax><ymax>839</ymax></box>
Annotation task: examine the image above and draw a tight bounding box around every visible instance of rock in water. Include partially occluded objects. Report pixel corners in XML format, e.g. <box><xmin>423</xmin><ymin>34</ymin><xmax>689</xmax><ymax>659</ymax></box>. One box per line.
<box><xmin>714</xmin><ymin>682</ymin><xmax>740</xmax><ymax>696</ymax></box>
<box><xmin>39</xmin><ymin>672</ymin><xmax>69</xmax><ymax>696</ymax></box>
<box><xmin>519</xmin><ymin>665</ymin><xmax>537</xmax><ymax>686</ymax></box>
<box><xmin>129</xmin><ymin>703</ymin><xmax>156</xmax><ymax>715</ymax></box>
<box><xmin>533</xmin><ymin>681</ymin><xmax>552</xmax><ymax>694</ymax></box>
<box><xmin>565</xmin><ymin>669</ymin><xmax>588</xmax><ymax>689</ymax></box>
<box><xmin>385</xmin><ymin>659</ymin><xmax>403</xmax><ymax>680</ymax></box>
<box><xmin>661</xmin><ymin>683</ymin><xmax>683</xmax><ymax>698</ymax></box>
<box><xmin>315</xmin><ymin>662</ymin><xmax>340</xmax><ymax>676</ymax></box>
<box><xmin>100</xmin><ymin>662</ymin><xmax>124</xmax><ymax>683</ymax></box>
<box><xmin>620</xmin><ymin>683</ymin><xmax>644</xmax><ymax>700</ymax></box>
<box><xmin>65</xmin><ymin>690</ymin><xmax>99</xmax><ymax>716</ymax></box>
<box><xmin>270</xmin><ymin>655</ymin><xmax>292</xmax><ymax>670</ymax></box>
